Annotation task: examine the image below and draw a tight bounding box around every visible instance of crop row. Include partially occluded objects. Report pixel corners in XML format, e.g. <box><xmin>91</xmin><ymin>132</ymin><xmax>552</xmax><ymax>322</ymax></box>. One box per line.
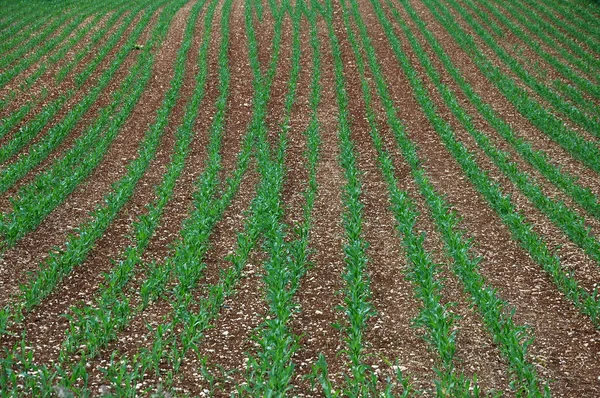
<box><xmin>0</xmin><ymin>0</ymin><xmax>185</xmax><ymax>343</ymax></box>
<box><xmin>519</xmin><ymin>0</ymin><xmax>600</xmax><ymax>61</ymax></box>
<box><xmin>420</xmin><ymin>0</ymin><xmax>600</xmax><ymax>326</ymax></box>
<box><xmin>59</xmin><ymin>0</ymin><xmax>219</xmax><ymax>367</ymax></box>
<box><xmin>426</xmin><ymin>0</ymin><xmax>600</xmax><ymax>177</ymax></box>
<box><xmin>385</xmin><ymin>3</ymin><xmax>600</xmax><ymax>266</ymax></box>
<box><xmin>454</xmin><ymin>0</ymin><xmax>600</xmax><ymax>135</ymax></box>
<box><xmin>57</xmin><ymin>0</ymin><xmax>240</xmax><ymax>391</ymax></box>
<box><xmin>398</xmin><ymin>0</ymin><xmax>600</xmax><ymax>326</ymax></box>
<box><xmin>0</xmin><ymin>1</ymin><xmax>163</xmax><ymax>248</ymax></box>
<box><xmin>58</xmin><ymin>0</ymin><xmax>222</xmax><ymax>393</ymax></box>
<box><xmin>494</xmin><ymin>0</ymin><xmax>599</xmax><ymax>83</ymax></box>
<box><xmin>0</xmin><ymin>0</ymin><xmax>597</xmax><ymax>395</ymax></box>
<box><xmin>0</xmin><ymin>0</ymin><xmax>150</xmax><ymax>169</ymax></box>
<box><xmin>98</xmin><ymin>0</ymin><xmax>286</xmax><ymax>393</ymax></box>
<box><xmin>0</xmin><ymin>0</ymin><xmax>93</xmax><ymax>53</ymax></box>
<box><xmin>385</xmin><ymin>0</ymin><xmax>600</xmax><ymax>230</ymax></box>
<box><xmin>0</xmin><ymin>1</ymin><xmax>55</xmax><ymax>37</ymax></box>
<box><xmin>0</xmin><ymin>0</ymin><xmax>195</xmax><ymax>388</ymax></box>
<box><xmin>0</xmin><ymin>0</ymin><xmax>110</xmax><ymax>88</ymax></box>
<box><xmin>0</xmin><ymin>0</ymin><xmax>134</xmax><ymax>116</ymax></box>
<box><xmin>342</xmin><ymin>0</ymin><xmax>485</xmax><ymax>394</ymax></box>
<box><xmin>0</xmin><ymin>3</ymin><xmax>139</xmax><ymax>141</ymax></box>
<box><xmin>0</xmin><ymin>0</ymin><xmax>207</xmax><ymax>393</ymax></box>
<box><xmin>0</xmin><ymin>13</ymin><xmax>67</xmax><ymax>69</ymax></box>
<box><xmin>351</xmin><ymin>0</ymin><xmax>554</xmax><ymax>393</ymax></box>
<box><xmin>0</xmin><ymin>4</ymin><xmax>117</xmax><ymax>157</ymax></box>
<box><xmin>308</xmin><ymin>0</ymin><xmax>385</xmax><ymax>395</ymax></box>
<box><xmin>525</xmin><ymin>0</ymin><xmax>600</xmax><ymax>43</ymax></box>
<box><xmin>0</xmin><ymin>12</ymin><xmax>102</xmax><ymax>112</ymax></box>
<box><xmin>475</xmin><ymin>0</ymin><xmax>599</xmax><ymax>93</ymax></box>
<box><xmin>242</xmin><ymin>0</ymin><xmax>324</xmax><ymax>394</ymax></box>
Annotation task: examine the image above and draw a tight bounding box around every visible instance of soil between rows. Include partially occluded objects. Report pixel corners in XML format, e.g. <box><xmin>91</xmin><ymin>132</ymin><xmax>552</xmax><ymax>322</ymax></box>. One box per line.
<box><xmin>0</xmin><ymin>0</ymin><xmax>200</xmax><ymax>359</ymax></box>
<box><xmin>0</xmin><ymin>7</ymin><xmax>158</xmax><ymax>308</ymax></box>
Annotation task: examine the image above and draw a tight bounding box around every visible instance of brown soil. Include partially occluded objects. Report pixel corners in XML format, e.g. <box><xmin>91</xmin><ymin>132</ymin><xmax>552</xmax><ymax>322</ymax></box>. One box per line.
<box><xmin>0</xmin><ymin>10</ymin><xmax>118</xmax><ymax>121</ymax></box>
<box><xmin>330</xmin><ymin>2</ymin><xmax>443</xmax><ymax>393</ymax></box>
<box><xmin>375</xmin><ymin>0</ymin><xmax>600</xmax><ymax>395</ymax></box>
<box><xmin>87</xmin><ymin>0</ymin><xmax>261</xmax><ymax>392</ymax></box>
<box><xmin>189</xmin><ymin>2</ymin><xmax>292</xmax><ymax>394</ymax></box>
<box><xmin>515</xmin><ymin>0</ymin><xmax>600</xmax><ymax>59</ymax></box>
<box><xmin>290</xmin><ymin>11</ymin><xmax>348</xmax><ymax>395</ymax></box>
<box><xmin>0</xmin><ymin>8</ymin><xmax>153</xmax><ymax>204</ymax></box>
<box><xmin>435</xmin><ymin>0</ymin><xmax>599</xmax><ymax>145</ymax></box>
<box><xmin>0</xmin><ymin>12</ymin><xmax>110</xmax><ymax>108</ymax></box>
<box><xmin>349</xmin><ymin>0</ymin><xmax>515</xmax><ymax>394</ymax></box>
<box><xmin>82</xmin><ymin>2</ymin><xmax>231</xmax><ymax>390</ymax></box>
<box><xmin>450</xmin><ymin>0</ymin><xmax>600</xmax><ymax>112</ymax></box>
<box><xmin>389</xmin><ymin>0</ymin><xmax>600</xmax><ymax>240</ymax></box>
<box><xmin>384</xmin><ymin>0</ymin><xmax>600</xmax><ymax>295</ymax></box>
<box><xmin>0</xmin><ymin>9</ymin><xmax>159</xmax><ymax>306</ymax></box>
<box><xmin>0</xmin><ymin>0</ymin><xmax>195</xmax><ymax>353</ymax></box>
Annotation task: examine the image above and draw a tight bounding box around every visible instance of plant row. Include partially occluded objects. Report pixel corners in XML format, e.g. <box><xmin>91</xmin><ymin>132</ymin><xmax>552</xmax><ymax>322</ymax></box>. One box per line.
<box><xmin>384</xmin><ymin>0</ymin><xmax>600</xmax><ymax>227</ymax></box>
<box><xmin>98</xmin><ymin>0</ymin><xmax>288</xmax><ymax>393</ymax></box>
<box><xmin>341</xmin><ymin>0</ymin><xmax>481</xmax><ymax>394</ymax></box>
<box><xmin>455</xmin><ymin>0</ymin><xmax>600</xmax><ymax>134</ymax></box>
<box><xmin>0</xmin><ymin>1</ymin><xmax>162</xmax><ymax>248</ymax></box>
<box><xmin>0</xmin><ymin>0</ymin><xmax>185</xmax><ymax>343</ymax></box>
<box><xmin>522</xmin><ymin>0</ymin><xmax>600</xmax><ymax>44</ymax></box>
<box><xmin>0</xmin><ymin>0</ymin><xmax>92</xmax><ymax>52</ymax></box>
<box><xmin>58</xmin><ymin>0</ymin><xmax>219</xmax><ymax>368</ymax></box>
<box><xmin>0</xmin><ymin>4</ymin><xmax>138</xmax><ymax>141</ymax></box>
<box><xmin>420</xmin><ymin>0</ymin><xmax>600</xmax><ymax>179</ymax></box>
<box><xmin>395</xmin><ymin>0</ymin><xmax>600</xmax><ymax>326</ymax></box>
<box><xmin>242</xmin><ymin>0</ymin><xmax>319</xmax><ymax>394</ymax></box>
<box><xmin>0</xmin><ymin>0</ymin><xmax>109</xmax><ymax>88</ymax></box>
<box><xmin>475</xmin><ymin>0</ymin><xmax>599</xmax><ymax>96</ymax></box>
<box><xmin>0</xmin><ymin>0</ymin><xmax>194</xmax><ymax>390</ymax></box>
<box><xmin>388</xmin><ymin>0</ymin><xmax>600</xmax><ymax>266</ymax></box>
<box><xmin>354</xmin><ymin>0</ymin><xmax>557</xmax><ymax>393</ymax></box>
<box><xmin>308</xmin><ymin>0</ymin><xmax>385</xmax><ymax>395</ymax></box>
<box><xmin>0</xmin><ymin>8</ymin><xmax>104</xmax><ymax>92</ymax></box>
<box><xmin>521</xmin><ymin>0</ymin><xmax>600</xmax><ymax>60</ymax></box>
<box><xmin>0</xmin><ymin>0</ymin><xmax>210</xmax><ymax>393</ymax></box>
<box><xmin>0</xmin><ymin>0</ymin><xmax>134</xmax><ymax>116</ymax></box>
<box><xmin>497</xmin><ymin>0</ymin><xmax>599</xmax><ymax>82</ymax></box>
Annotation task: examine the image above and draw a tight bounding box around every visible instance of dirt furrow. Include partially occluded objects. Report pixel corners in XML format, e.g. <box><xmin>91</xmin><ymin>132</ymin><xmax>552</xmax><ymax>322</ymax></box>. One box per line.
<box><xmin>289</xmin><ymin>8</ymin><xmax>347</xmax><ymax>395</ymax></box>
<box><xmin>386</xmin><ymin>0</ymin><xmax>600</xmax><ymax>237</ymax></box>
<box><xmin>0</xmin><ymin>9</ymin><xmax>140</xmax><ymax>146</ymax></box>
<box><xmin>0</xmin><ymin>9</ymin><xmax>160</xmax><ymax>305</ymax></box>
<box><xmin>451</xmin><ymin>0</ymin><xmax>600</xmax><ymax>117</ymax></box>
<box><xmin>367</xmin><ymin>0</ymin><xmax>600</xmax><ymax>395</ymax></box>
<box><xmin>434</xmin><ymin>0</ymin><xmax>599</xmax><ymax>144</ymax></box>
<box><xmin>84</xmin><ymin>0</ymin><xmax>258</xmax><ymax>392</ymax></box>
<box><xmin>0</xmin><ymin>12</ymin><xmax>111</xmax><ymax>109</ymax></box>
<box><xmin>332</xmin><ymin>1</ymin><xmax>515</xmax><ymax>394</ymax></box>
<box><xmin>349</xmin><ymin>0</ymin><xmax>516</xmax><ymax>394</ymax></box>
<box><xmin>0</xmin><ymin>10</ymin><xmax>122</xmax><ymax>121</ymax></box>
<box><xmin>191</xmin><ymin>3</ymin><xmax>295</xmax><ymax>394</ymax></box>
<box><xmin>468</xmin><ymin>0</ymin><xmax>599</xmax><ymax>86</ymax></box>
<box><xmin>0</xmin><ymin>8</ymin><xmax>154</xmax><ymax>204</ymax></box>
<box><xmin>379</xmin><ymin>0</ymin><xmax>600</xmax><ymax>302</ymax></box>
<box><xmin>395</xmin><ymin>0</ymin><xmax>600</xmax><ymax>199</ymax></box>
<box><xmin>0</xmin><ymin>0</ymin><xmax>198</xmax><ymax>358</ymax></box>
